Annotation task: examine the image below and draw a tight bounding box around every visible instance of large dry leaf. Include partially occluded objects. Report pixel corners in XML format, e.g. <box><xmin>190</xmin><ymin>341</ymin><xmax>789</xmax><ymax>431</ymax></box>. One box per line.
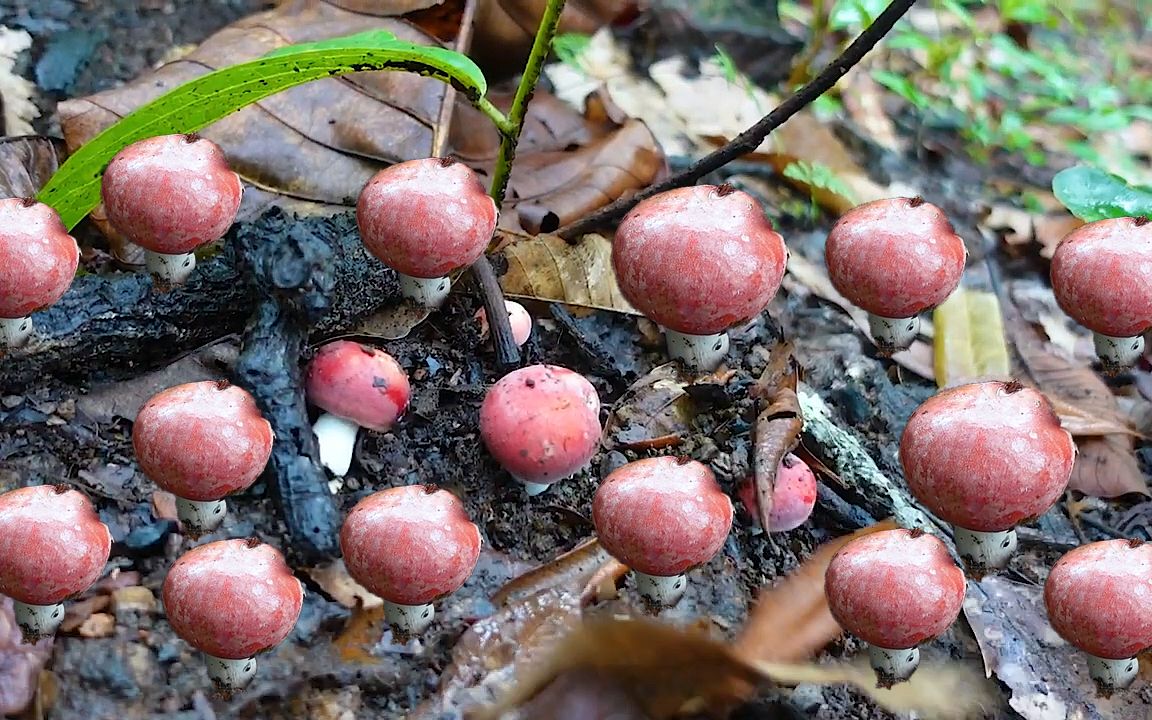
<box><xmin>57</xmin><ymin>0</ymin><xmax>662</xmax><ymax>247</ymax></box>
<box><xmin>1006</xmin><ymin>311</ymin><xmax>1147</xmax><ymax>497</ymax></box>
<box><xmin>0</xmin><ymin>136</ymin><xmax>67</xmax><ymax>199</ymax></box>
<box><xmin>748</xmin><ymin>342</ymin><xmax>803</xmax><ymax>532</ymax></box>
<box><xmin>498</xmin><ymin>232</ymin><xmax>638</xmax><ymax>313</ymax></box>
<box><xmin>965</xmin><ymin>575</ymin><xmax>1151</xmax><ymax>719</ymax></box>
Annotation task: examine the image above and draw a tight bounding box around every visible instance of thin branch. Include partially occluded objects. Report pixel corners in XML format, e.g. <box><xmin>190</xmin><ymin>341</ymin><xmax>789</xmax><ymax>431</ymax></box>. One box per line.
<box><xmin>474</xmin><ymin>97</ymin><xmax>514</xmax><ymax>134</ymax></box>
<box><xmin>557</xmin><ymin>0</ymin><xmax>918</xmax><ymax>240</ymax></box>
<box><xmin>487</xmin><ymin>0</ymin><xmax>568</xmax><ymax>211</ymax></box>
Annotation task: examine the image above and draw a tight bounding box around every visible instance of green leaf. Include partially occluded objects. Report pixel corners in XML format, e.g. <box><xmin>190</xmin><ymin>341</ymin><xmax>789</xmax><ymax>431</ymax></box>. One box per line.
<box><xmin>1053</xmin><ymin>165</ymin><xmax>1152</xmax><ymax>222</ymax></box>
<box><xmin>552</xmin><ymin>32</ymin><xmax>590</xmax><ymax>68</ymax></box>
<box><xmin>37</xmin><ymin>30</ymin><xmax>488</xmax><ymax>230</ymax></box>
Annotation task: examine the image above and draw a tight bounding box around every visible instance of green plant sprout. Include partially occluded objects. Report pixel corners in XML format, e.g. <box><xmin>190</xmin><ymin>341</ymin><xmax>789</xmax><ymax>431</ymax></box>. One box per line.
<box><xmin>783</xmin><ymin>160</ymin><xmax>857</xmax><ymax>220</ymax></box>
<box><xmin>552</xmin><ymin>32</ymin><xmax>591</xmax><ymax>69</ymax></box>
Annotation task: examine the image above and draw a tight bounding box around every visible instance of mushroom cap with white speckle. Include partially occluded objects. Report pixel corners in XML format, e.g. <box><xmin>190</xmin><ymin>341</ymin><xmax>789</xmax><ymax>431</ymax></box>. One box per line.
<box><xmin>0</xmin><ymin>198</ymin><xmax>79</xmax><ymax>318</ymax></box>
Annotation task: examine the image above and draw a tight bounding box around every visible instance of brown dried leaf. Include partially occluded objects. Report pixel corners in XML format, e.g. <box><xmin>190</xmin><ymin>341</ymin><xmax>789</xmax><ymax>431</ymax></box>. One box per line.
<box><xmin>749</xmin><ymin>343</ymin><xmax>803</xmax><ymax>531</ymax></box>
<box><xmin>308</xmin><ymin>559</ymin><xmax>384</xmax><ymax>610</ymax></box>
<box><xmin>1007</xmin><ymin>314</ymin><xmax>1148</xmax><ymax>497</ymax></box>
<box><xmin>475</xmin><ymin>614</ymin><xmax>999</xmax><ymax>720</ymax></box>
<box><xmin>734</xmin><ymin>520</ymin><xmax>898</xmax><ymax>665</ymax></box>
<box><xmin>0</xmin><ymin>597</ymin><xmax>54</xmax><ymax>716</ymax></box>
<box><xmin>499</xmin><ymin>232</ymin><xmax>639</xmax><ymax>313</ymax></box>
<box><xmin>76</xmin><ymin>613</ymin><xmax>116</xmax><ymax>639</ymax></box>
<box><xmin>492</xmin><ymin>537</ymin><xmax>612</xmax><ymax>606</ymax></box>
<box><xmin>964</xmin><ymin>575</ymin><xmax>1151</xmax><ymax>719</ymax></box>
<box><xmin>783</xmin><ymin>253</ymin><xmax>936</xmax><ymax>379</ymax></box>
<box><xmin>602</xmin><ymin>363</ymin><xmax>694</xmax><ymax>451</ymax></box>
<box><xmin>0</xmin><ymin>136</ymin><xmax>67</xmax><ymax>199</ymax></box>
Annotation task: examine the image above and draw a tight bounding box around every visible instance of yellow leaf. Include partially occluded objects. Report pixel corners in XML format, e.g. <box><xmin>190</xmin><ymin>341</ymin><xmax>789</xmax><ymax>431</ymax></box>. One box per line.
<box><xmin>933</xmin><ymin>288</ymin><xmax>1011</xmax><ymax>388</ymax></box>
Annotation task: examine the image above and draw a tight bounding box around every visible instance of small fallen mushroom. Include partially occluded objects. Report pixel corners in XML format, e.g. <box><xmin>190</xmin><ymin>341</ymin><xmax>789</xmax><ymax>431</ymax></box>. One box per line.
<box><xmin>304</xmin><ymin>340</ymin><xmax>411</xmax><ymax>477</ymax></box>
<box><xmin>475</xmin><ymin>300</ymin><xmax>533</xmax><ymax>347</ymax></box>
<box><xmin>899</xmin><ymin>380</ymin><xmax>1075</xmax><ymax>575</ymax></box>
<box><xmin>0</xmin><ymin>484</ymin><xmax>112</xmax><ymax>643</ymax></box>
<box><xmin>479</xmin><ymin>364</ymin><xmax>602</xmax><ymax>495</ymax></box>
<box><xmin>162</xmin><ymin>537</ymin><xmax>303</xmax><ymax>695</ymax></box>
<box><xmin>592</xmin><ymin>456</ymin><xmax>733</xmax><ymax>609</ymax></box>
<box><xmin>357</xmin><ymin>157</ymin><xmax>498</xmax><ymax>307</ymax></box>
<box><xmin>101</xmin><ymin>133</ymin><xmax>243</xmax><ymax>285</ymax></box>
<box><xmin>1050</xmin><ymin>216</ymin><xmax>1152</xmax><ymax>370</ymax></box>
<box><xmin>737</xmin><ymin>453</ymin><xmax>818</xmax><ymax>534</ymax></box>
<box><xmin>0</xmin><ymin>198</ymin><xmax>80</xmax><ymax>348</ymax></box>
<box><xmin>1044</xmin><ymin>538</ymin><xmax>1152</xmax><ymax>696</ymax></box>
<box><xmin>824</xmin><ymin>527</ymin><xmax>967</xmax><ymax>687</ymax></box>
<box><xmin>340</xmin><ymin>484</ymin><xmax>481</xmax><ymax>639</ymax></box>
<box><xmin>133</xmin><ymin>380</ymin><xmax>274</xmax><ymax>535</ymax></box>
<box><xmin>824</xmin><ymin>196</ymin><xmax>967</xmax><ymax>353</ymax></box>
<box><xmin>612</xmin><ymin>184</ymin><xmax>788</xmax><ymax>370</ymax></box>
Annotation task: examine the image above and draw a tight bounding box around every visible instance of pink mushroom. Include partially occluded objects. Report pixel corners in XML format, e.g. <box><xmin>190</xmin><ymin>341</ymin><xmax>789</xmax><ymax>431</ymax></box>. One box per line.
<box><xmin>162</xmin><ymin>538</ymin><xmax>303</xmax><ymax>694</ymax></box>
<box><xmin>899</xmin><ymin>380</ymin><xmax>1075</xmax><ymax>575</ymax></box>
<box><xmin>612</xmin><ymin>184</ymin><xmax>788</xmax><ymax>370</ymax></box>
<box><xmin>1044</xmin><ymin>538</ymin><xmax>1152</xmax><ymax>695</ymax></box>
<box><xmin>825</xmin><ymin>528</ymin><xmax>967</xmax><ymax>687</ymax></box>
<box><xmin>304</xmin><ymin>340</ymin><xmax>411</xmax><ymax>477</ymax></box>
<box><xmin>479</xmin><ymin>364</ymin><xmax>602</xmax><ymax>495</ymax></box>
<box><xmin>133</xmin><ymin>380</ymin><xmax>274</xmax><ymax>534</ymax></box>
<box><xmin>0</xmin><ymin>198</ymin><xmax>80</xmax><ymax>348</ymax></box>
<box><xmin>101</xmin><ymin>134</ymin><xmax>243</xmax><ymax>285</ymax></box>
<box><xmin>340</xmin><ymin>484</ymin><xmax>481</xmax><ymax>638</ymax></box>
<box><xmin>1050</xmin><ymin>216</ymin><xmax>1152</xmax><ymax>369</ymax></box>
<box><xmin>475</xmin><ymin>300</ymin><xmax>533</xmax><ymax>347</ymax></box>
<box><xmin>0</xmin><ymin>484</ymin><xmax>111</xmax><ymax>643</ymax></box>
<box><xmin>737</xmin><ymin>453</ymin><xmax>818</xmax><ymax>534</ymax></box>
<box><xmin>357</xmin><ymin>157</ymin><xmax>498</xmax><ymax>307</ymax></box>
<box><xmin>825</xmin><ymin>197</ymin><xmax>967</xmax><ymax>352</ymax></box>
<box><xmin>592</xmin><ymin>456</ymin><xmax>734</xmax><ymax>608</ymax></box>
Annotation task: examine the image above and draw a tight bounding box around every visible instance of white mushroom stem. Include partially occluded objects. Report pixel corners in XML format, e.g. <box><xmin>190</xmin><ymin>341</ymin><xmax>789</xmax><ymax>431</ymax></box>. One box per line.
<box><xmin>397</xmin><ymin>273</ymin><xmax>452</xmax><ymax>308</ymax></box>
<box><xmin>1092</xmin><ymin>332</ymin><xmax>1144</xmax><ymax>368</ymax></box>
<box><xmin>204</xmin><ymin>654</ymin><xmax>259</xmax><ymax>693</ymax></box>
<box><xmin>175</xmin><ymin>497</ymin><xmax>228</xmax><ymax>534</ymax></box>
<box><xmin>1085</xmin><ymin>654</ymin><xmax>1140</xmax><ymax>694</ymax></box>
<box><xmin>664</xmin><ymin>329</ymin><xmax>730</xmax><ymax>370</ymax></box>
<box><xmin>633</xmin><ymin>572</ymin><xmax>687</xmax><ymax>608</ymax></box>
<box><xmin>382</xmin><ymin>598</ymin><xmax>435</xmax><ymax>637</ymax></box>
<box><xmin>312</xmin><ymin>412</ymin><xmax>360</xmax><ymax>477</ymax></box>
<box><xmin>867</xmin><ymin>644</ymin><xmax>920</xmax><ymax>687</ymax></box>
<box><xmin>13</xmin><ymin>600</ymin><xmax>65</xmax><ymax>642</ymax></box>
<box><xmin>953</xmin><ymin>526</ymin><xmax>1018</xmax><ymax>574</ymax></box>
<box><xmin>145</xmin><ymin>250</ymin><xmax>197</xmax><ymax>285</ymax></box>
<box><xmin>517</xmin><ymin>480</ymin><xmax>552</xmax><ymax>496</ymax></box>
<box><xmin>0</xmin><ymin>316</ymin><xmax>33</xmax><ymax>348</ymax></box>
<box><xmin>867</xmin><ymin>313</ymin><xmax>920</xmax><ymax>352</ymax></box>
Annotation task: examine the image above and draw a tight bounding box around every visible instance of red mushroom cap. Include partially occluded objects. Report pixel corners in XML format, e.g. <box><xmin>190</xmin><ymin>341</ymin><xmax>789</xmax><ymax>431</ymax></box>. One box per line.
<box><xmin>475</xmin><ymin>300</ymin><xmax>533</xmax><ymax>347</ymax></box>
<box><xmin>1050</xmin><ymin>217</ymin><xmax>1152</xmax><ymax>338</ymax></box>
<box><xmin>899</xmin><ymin>380</ymin><xmax>1074</xmax><ymax>532</ymax></box>
<box><xmin>592</xmin><ymin>456</ymin><xmax>734</xmax><ymax>576</ymax></box>
<box><xmin>133</xmin><ymin>380</ymin><xmax>274</xmax><ymax>502</ymax></box>
<box><xmin>738</xmin><ymin>453</ymin><xmax>818</xmax><ymax>532</ymax></box>
<box><xmin>101</xmin><ymin>134</ymin><xmax>242</xmax><ymax>256</ymax></box>
<box><xmin>1044</xmin><ymin>539</ymin><xmax>1152</xmax><ymax>659</ymax></box>
<box><xmin>825</xmin><ymin>197</ymin><xmax>967</xmax><ymax>318</ymax></box>
<box><xmin>305</xmin><ymin>341</ymin><xmax>411</xmax><ymax>432</ymax></box>
<box><xmin>479</xmin><ymin>364</ymin><xmax>602</xmax><ymax>485</ymax></box>
<box><xmin>0</xmin><ymin>484</ymin><xmax>111</xmax><ymax>605</ymax></box>
<box><xmin>162</xmin><ymin>538</ymin><xmax>303</xmax><ymax>659</ymax></box>
<box><xmin>356</xmin><ymin>157</ymin><xmax>497</xmax><ymax>279</ymax></box>
<box><xmin>825</xmin><ymin>528</ymin><xmax>966</xmax><ymax>649</ymax></box>
<box><xmin>0</xmin><ymin>198</ymin><xmax>80</xmax><ymax>318</ymax></box>
<box><xmin>612</xmin><ymin>184</ymin><xmax>788</xmax><ymax>335</ymax></box>
<box><xmin>340</xmin><ymin>485</ymin><xmax>481</xmax><ymax>606</ymax></box>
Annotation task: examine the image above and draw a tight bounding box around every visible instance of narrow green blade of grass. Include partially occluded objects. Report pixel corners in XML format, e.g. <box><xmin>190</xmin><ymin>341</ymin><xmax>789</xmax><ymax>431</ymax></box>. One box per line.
<box><xmin>37</xmin><ymin>30</ymin><xmax>487</xmax><ymax>230</ymax></box>
<box><xmin>933</xmin><ymin>288</ymin><xmax>1012</xmax><ymax>387</ymax></box>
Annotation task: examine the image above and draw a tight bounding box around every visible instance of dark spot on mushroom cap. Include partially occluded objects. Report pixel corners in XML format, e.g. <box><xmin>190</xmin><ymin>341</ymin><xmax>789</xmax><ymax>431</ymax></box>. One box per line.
<box><xmin>52</xmin><ymin>483</ymin><xmax>71</xmax><ymax>494</ymax></box>
<box><xmin>422</xmin><ymin>483</ymin><xmax>439</xmax><ymax>494</ymax></box>
<box><xmin>182</xmin><ymin>133</ymin><xmax>201</xmax><ymax>144</ymax></box>
<box><xmin>19</xmin><ymin>197</ymin><xmax>37</xmax><ymax>208</ymax></box>
<box><xmin>908</xmin><ymin>526</ymin><xmax>926</xmax><ymax>539</ymax></box>
<box><xmin>244</xmin><ymin>537</ymin><xmax>261</xmax><ymax>549</ymax></box>
<box><xmin>213</xmin><ymin>379</ymin><xmax>232</xmax><ymax>391</ymax></box>
<box><xmin>525</xmin><ymin>378</ymin><xmax>536</xmax><ymax>388</ymax></box>
<box><xmin>674</xmin><ymin>455</ymin><xmax>692</xmax><ymax>465</ymax></box>
<box><xmin>1134</xmin><ymin>216</ymin><xmax>1149</xmax><ymax>226</ymax></box>
<box><xmin>372</xmin><ymin>376</ymin><xmax>388</xmax><ymax>388</ymax></box>
<box><xmin>1002</xmin><ymin>379</ymin><xmax>1025</xmax><ymax>394</ymax></box>
<box><xmin>908</xmin><ymin>196</ymin><xmax>926</xmax><ymax>208</ymax></box>
<box><xmin>715</xmin><ymin>183</ymin><xmax>736</xmax><ymax>197</ymax></box>
<box><xmin>1128</xmin><ymin>538</ymin><xmax>1145</xmax><ymax>549</ymax></box>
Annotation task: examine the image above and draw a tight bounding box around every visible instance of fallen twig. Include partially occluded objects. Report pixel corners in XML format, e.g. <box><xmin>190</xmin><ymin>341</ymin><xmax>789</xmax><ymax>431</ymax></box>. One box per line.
<box><xmin>557</xmin><ymin>0</ymin><xmax>919</xmax><ymax>239</ymax></box>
